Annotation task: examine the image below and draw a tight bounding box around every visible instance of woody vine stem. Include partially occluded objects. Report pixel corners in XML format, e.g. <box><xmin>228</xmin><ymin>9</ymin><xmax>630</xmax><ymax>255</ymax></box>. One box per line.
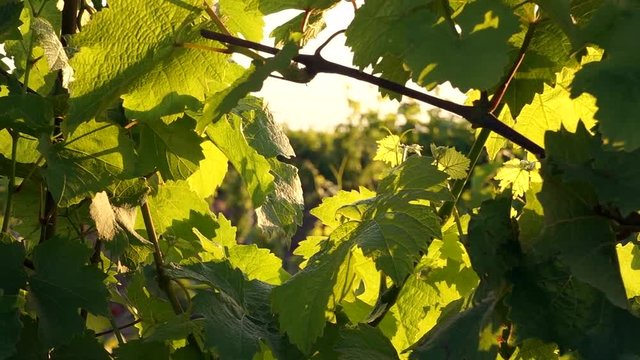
<box><xmin>200</xmin><ymin>28</ymin><xmax>546</xmax><ymax>159</ymax></box>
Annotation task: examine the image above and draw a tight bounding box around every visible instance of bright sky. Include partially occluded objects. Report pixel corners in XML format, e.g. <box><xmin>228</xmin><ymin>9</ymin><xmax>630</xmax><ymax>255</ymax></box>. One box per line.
<box><xmin>255</xmin><ymin>3</ymin><xmax>466</xmax><ymax>131</ymax></box>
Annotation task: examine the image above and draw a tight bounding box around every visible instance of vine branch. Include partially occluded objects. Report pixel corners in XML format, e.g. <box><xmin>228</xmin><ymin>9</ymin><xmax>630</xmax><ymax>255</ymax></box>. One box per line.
<box><xmin>200</xmin><ymin>29</ymin><xmax>546</xmax><ymax>158</ymax></box>
<box><xmin>94</xmin><ymin>318</ymin><xmax>142</xmax><ymax>337</ymax></box>
<box><xmin>140</xmin><ymin>201</ymin><xmax>183</xmax><ymax>315</ymax></box>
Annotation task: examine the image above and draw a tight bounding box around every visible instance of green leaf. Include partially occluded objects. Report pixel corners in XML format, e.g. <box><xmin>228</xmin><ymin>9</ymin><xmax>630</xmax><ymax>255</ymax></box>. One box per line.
<box><xmin>50</xmin><ymin>332</ymin><xmax>111</xmax><ymax>360</ymax></box>
<box><xmin>137</xmin><ymin>180</ymin><xmax>215</xmax><ymax>239</ymax></box>
<box><xmin>409</xmin><ymin>297</ymin><xmax>500</xmax><ymax>359</ymax></box>
<box><xmin>584</xmin><ymin>148</ymin><xmax>640</xmax><ymax>217</ymax></box>
<box><xmin>494</xmin><ymin>159</ymin><xmax>542</xmax><ymax>198</ymax></box>
<box><xmin>502</xmin><ymin>7</ymin><xmax>578</xmax><ymax>117</ymax></box>
<box><xmin>186</xmin><ymin>140</ymin><xmax>228</xmax><ymax>199</ymax></box>
<box><xmin>517</xmin><ymin>182</ymin><xmax>544</xmax><ymax>252</ymax></box>
<box><xmin>137</xmin><ymin>117</ymin><xmax>204</xmax><ymax>181</ymax></box>
<box><xmin>377</xmin><ymin>156</ymin><xmax>451</xmax><ymax>202</ymax></box>
<box><xmin>126</xmin><ymin>269</ymin><xmax>175</xmax><ymax>330</ymax></box>
<box><xmin>218</xmin><ymin>0</ymin><xmax>264</xmax><ymax>42</ymax></box>
<box><xmin>509</xmin><ymin>260</ymin><xmax>640</xmax><ymax>357</ymax></box>
<box><xmin>4</xmin><ymin>3</ymin><xmax>59</xmax><ymax>95</ymax></box>
<box><xmin>468</xmin><ymin>196</ymin><xmax>519</xmax><ymax>290</ymax></box>
<box><xmin>293</xmin><ymin>236</ymin><xmax>327</xmax><ymax>269</ymax></box>
<box><xmin>29</xmin><ymin>236</ymin><xmax>109</xmax><ymax>346</ymax></box>
<box><xmin>484</xmin><ymin>104</ymin><xmax>515</xmax><ymax>159</ymax></box>
<box><xmin>0</xmin><ymin>0</ymin><xmax>22</xmax><ymax>42</ymax></box>
<box><xmin>167</xmin><ymin>261</ymin><xmax>299</xmax><ymax>360</ymax></box>
<box><xmin>112</xmin><ymin>341</ymin><xmax>170</xmax><ymax>360</ymax></box>
<box><xmin>617</xmin><ymin>243</ymin><xmax>640</xmax><ymax>299</ymax></box>
<box><xmin>432</xmin><ymin>145</ymin><xmax>470</xmax><ymax>180</ymax></box>
<box><xmin>513</xmin><ymin>66</ymin><xmax>597</xmax><ymax>150</ymax></box>
<box><xmin>0</xmin><ymin>93</ymin><xmax>53</xmax><ymax>136</ymax></box>
<box><xmin>30</xmin><ymin>17</ymin><xmax>73</xmax><ymax>88</ymax></box>
<box><xmin>202</xmin><ymin>43</ymin><xmax>298</xmax><ymax>124</ymax></box>
<box><xmin>68</xmin><ymin>0</ymin><xmax>243</xmax><ymax>127</ymax></box>
<box><xmin>373</xmin><ymin>135</ymin><xmax>403</xmax><ymax>167</ymax></box>
<box><xmin>259</xmin><ymin>0</ymin><xmax>339</xmax><ymax>14</ymax></box>
<box><xmin>271</xmin><ymin>10</ymin><xmax>326</xmax><ymax>47</ymax></box>
<box><xmin>336</xmin><ymin>324</ymin><xmax>399</xmax><ymax>360</ymax></box>
<box><xmin>239</xmin><ymin>97</ymin><xmax>295</xmax><ymax>159</ymax></box>
<box><xmin>380</xmin><ymin>235</ymin><xmax>479</xmax><ymax>353</ymax></box>
<box><xmin>255</xmin><ymin>160</ymin><xmax>304</xmax><ymax>241</ymax></box>
<box><xmin>311</xmin><ymin>187</ymin><xmax>376</xmax><ymax>230</ymax></box>
<box><xmin>0</xmin><ymin>130</ymin><xmax>40</xmax><ymax>166</ymax></box>
<box><xmin>355</xmin><ymin>200</ymin><xmax>441</xmax><ymax>283</ymax></box>
<box><xmin>511</xmin><ymin>338</ymin><xmax>562</xmax><ymax>360</ymax></box>
<box><xmin>539</xmin><ymin>128</ymin><xmax>628</xmax><ymax>308</ymax></box>
<box><xmin>346</xmin><ymin>0</ymin><xmax>520</xmax><ymax>91</ymax></box>
<box><xmin>40</xmin><ymin>119</ymin><xmax>138</xmax><ymax>207</ymax></box>
<box><xmin>206</xmin><ymin>115</ymin><xmax>274</xmax><ymax>206</ymax></box>
<box><xmin>0</xmin><ymin>238</ymin><xmax>26</xmax><ymax>360</ymax></box>
<box><xmin>197</xmin><ymin>227</ymin><xmax>289</xmax><ymax>285</ymax></box>
<box><xmin>271</xmin><ymin>223</ymin><xmax>359</xmax><ymax>354</ymax></box>
<box><xmin>570</xmin><ymin>6</ymin><xmax>640</xmax><ymax>151</ymax></box>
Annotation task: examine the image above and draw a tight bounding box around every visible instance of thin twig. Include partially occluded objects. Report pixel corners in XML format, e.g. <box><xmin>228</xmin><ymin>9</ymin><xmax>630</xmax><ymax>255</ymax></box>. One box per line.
<box><xmin>489</xmin><ymin>21</ymin><xmax>537</xmax><ymax>112</ymax></box>
<box><xmin>140</xmin><ymin>201</ymin><xmax>183</xmax><ymax>314</ymax></box>
<box><xmin>315</xmin><ymin>29</ymin><xmax>346</xmax><ymax>56</ymax></box>
<box><xmin>200</xmin><ymin>30</ymin><xmax>545</xmax><ymax>158</ymax></box>
<box><xmin>94</xmin><ymin>319</ymin><xmax>142</xmax><ymax>337</ymax></box>
<box><xmin>2</xmin><ymin>131</ymin><xmax>19</xmax><ymax>233</ymax></box>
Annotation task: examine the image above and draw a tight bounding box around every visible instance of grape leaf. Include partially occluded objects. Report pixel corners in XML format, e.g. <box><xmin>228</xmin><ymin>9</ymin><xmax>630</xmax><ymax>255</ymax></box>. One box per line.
<box><xmin>255</xmin><ymin>160</ymin><xmax>304</xmax><ymax>241</ymax></box>
<box><xmin>259</xmin><ymin>0</ymin><xmax>339</xmax><ymax>14</ymax></box>
<box><xmin>432</xmin><ymin>145</ymin><xmax>470</xmax><ymax>180</ymax></box>
<box><xmin>186</xmin><ymin>140</ymin><xmax>228</xmax><ymax>199</ymax></box>
<box><xmin>373</xmin><ymin>135</ymin><xmax>403</xmax><ymax>166</ymax></box>
<box><xmin>346</xmin><ymin>0</ymin><xmax>520</xmax><ymax>91</ymax></box>
<box><xmin>136</xmin><ymin>180</ymin><xmax>216</xmax><ymax>239</ymax></box>
<box><xmin>196</xmin><ymin>228</ymin><xmax>289</xmax><ymax>285</ymax></box>
<box><xmin>570</xmin><ymin>7</ymin><xmax>640</xmax><ymax>151</ymax></box>
<box><xmin>50</xmin><ymin>332</ymin><xmax>111</xmax><ymax>360</ymax></box>
<box><xmin>271</xmin><ymin>223</ymin><xmax>359</xmax><ymax>354</ymax></box>
<box><xmin>0</xmin><ymin>239</ymin><xmax>26</xmax><ymax>360</ymax></box>
<box><xmin>494</xmin><ymin>159</ymin><xmax>542</xmax><ymax>198</ymax></box>
<box><xmin>29</xmin><ymin>236</ymin><xmax>109</xmax><ymax>347</ymax></box>
<box><xmin>206</xmin><ymin>114</ymin><xmax>274</xmax><ymax>206</ymax></box>
<box><xmin>502</xmin><ymin>15</ymin><xmax>577</xmax><ymax>117</ymax></box>
<box><xmin>239</xmin><ymin>97</ymin><xmax>295</xmax><ymax>159</ymax></box>
<box><xmin>311</xmin><ymin>187</ymin><xmax>376</xmax><ymax>230</ymax></box>
<box><xmin>218</xmin><ymin>0</ymin><xmax>264</xmax><ymax>42</ymax></box>
<box><xmin>468</xmin><ymin>196</ymin><xmax>520</xmax><ymax>290</ymax></box>
<box><xmin>201</xmin><ymin>43</ymin><xmax>298</xmax><ymax>125</ymax></box>
<box><xmin>336</xmin><ymin>324</ymin><xmax>399</xmax><ymax>360</ymax></box>
<box><xmin>617</xmin><ymin>243</ymin><xmax>640</xmax><ymax>300</ymax></box>
<box><xmin>409</xmin><ymin>297</ymin><xmax>500</xmax><ymax>360</ymax></box>
<box><xmin>67</xmin><ymin>0</ymin><xmax>244</xmax><ymax>127</ymax></box>
<box><xmin>137</xmin><ymin>117</ymin><xmax>204</xmax><ymax>181</ymax></box>
<box><xmin>167</xmin><ymin>261</ymin><xmax>298</xmax><ymax>360</ymax></box>
<box><xmin>3</xmin><ymin>3</ymin><xmax>59</xmax><ymax>95</ymax></box>
<box><xmin>0</xmin><ymin>93</ymin><xmax>53</xmax><ymax>136</ymax></box>
<box><xmin>40</xmin><ymin>119</ymin><xmax>138</xmax><ymax>207</ymax></box>
<box><xmin>271</xmin><ymin>10</ymin><xmax>326</xmax><ymax>47</ymax></box>
<box><xmin>112</xmin><ymin>340</ymin><xmax>170</xmax><ymax>360</ymax></box>
<box><xmin>514</xmin><ymin>66</ymin><xmax>597</xmax><ymax>150</ymax></box>
<box><xmin>126</xmin><ymin>269</ymin><xmax>175</xmax><ymax>330</ymax></box>
<box><xmin>0</xmin><ymin>0</ymin><xmax>22</xmax><ymax>42</ymax></box>
<box><xmin>377</xmin><ymin>156</ymin><xmax>451</xmax><ymax>202</ymax></box>
<box><xmin>381</xmin><ymin>236</ymin><xmax>479</xmax><ymax>353</ymax></box>
<box><xmin>538</xmin><ymin>127</ymin><xmax>628</xmax><ymax>308</ymax></box>
<box><xmin>355</xmin><ymin>200</ymin><xmax>441</xmax><ymax>284</ymax></box>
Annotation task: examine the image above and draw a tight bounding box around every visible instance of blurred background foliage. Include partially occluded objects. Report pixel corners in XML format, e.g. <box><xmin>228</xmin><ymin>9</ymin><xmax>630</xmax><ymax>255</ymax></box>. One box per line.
<box><xmin>213</xmin><ymin>99</ymin><xmax>493</xmax><ymax>267</ymax></box>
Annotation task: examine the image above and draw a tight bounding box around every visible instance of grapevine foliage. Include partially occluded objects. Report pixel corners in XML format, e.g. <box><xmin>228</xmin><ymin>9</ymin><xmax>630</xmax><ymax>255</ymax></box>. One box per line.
<box><xmin>1</xmin><ymin>0</ymin><xmax>640</xmax><ymax>359</ymax></box>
